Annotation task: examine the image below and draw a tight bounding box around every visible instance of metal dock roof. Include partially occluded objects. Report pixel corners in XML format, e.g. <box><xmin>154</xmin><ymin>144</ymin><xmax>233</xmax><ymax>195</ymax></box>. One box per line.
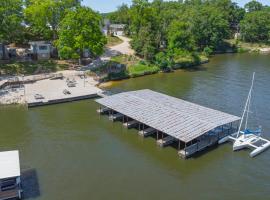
<box><xmin>0</xmin><ymin>150</ymin><xmax>20</xmax><ymax>179</ymax></box>
<box><xmin>96</xmin><ymin>89</ymin><xmax>240</xmax><ymax>142</ymax></box>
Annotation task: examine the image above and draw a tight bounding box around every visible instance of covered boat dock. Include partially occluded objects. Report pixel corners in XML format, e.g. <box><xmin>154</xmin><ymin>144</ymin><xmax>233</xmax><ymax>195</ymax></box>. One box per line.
<box><xmin>96</xmin><ymin>89</ymin><xmax>240</xmax><ymax>158</ymax></box>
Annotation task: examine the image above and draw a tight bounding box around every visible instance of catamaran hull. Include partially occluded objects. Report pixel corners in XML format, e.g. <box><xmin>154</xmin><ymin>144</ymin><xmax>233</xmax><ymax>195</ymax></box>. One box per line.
<box><xmin>218</xmin><ymin>132</ymin><xmax>237</xmax><ymax>144</ymax></box>
<box><xmin>233</xmin><ymin>143</ymin><xmax>248</xmax><ymax>151</ymax></box>
<box><xmin>250</xmin><ymin>142</ymin><xmax>270</xmax><ymax>157</ymax></box>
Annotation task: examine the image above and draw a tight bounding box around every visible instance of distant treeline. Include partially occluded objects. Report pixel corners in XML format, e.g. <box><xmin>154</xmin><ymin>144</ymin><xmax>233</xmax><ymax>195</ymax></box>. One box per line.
<box><xmin>106</xmin><ymin>0</ymin><xmax>270</xmax><ymax>61</ymax></box>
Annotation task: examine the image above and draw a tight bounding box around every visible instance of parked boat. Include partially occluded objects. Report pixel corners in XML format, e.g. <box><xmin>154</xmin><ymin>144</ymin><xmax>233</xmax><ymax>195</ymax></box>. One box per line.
<box><xmin>219</xmin><ymin>72</ymin><xmax>270</xmax><ymax>157</ymax></box>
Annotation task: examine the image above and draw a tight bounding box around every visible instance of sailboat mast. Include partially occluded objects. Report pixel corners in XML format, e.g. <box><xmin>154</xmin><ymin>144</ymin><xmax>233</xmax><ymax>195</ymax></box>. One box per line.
<box><xmin>236</xmin><ymin>72</ymin><xmax>255</xmax><ymax>137</ymax></box>
<box><xmin>245</xmin><ymin>90</ymin><xmax>252</xmax><ymax>130</ymax></box>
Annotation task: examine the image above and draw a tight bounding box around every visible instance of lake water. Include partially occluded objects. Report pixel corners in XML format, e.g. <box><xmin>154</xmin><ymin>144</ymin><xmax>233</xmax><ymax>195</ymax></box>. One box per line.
<box><xmin>0</xmin><ymin>53</ymin><xmax>270</xmax><ymax>200</ymax></box>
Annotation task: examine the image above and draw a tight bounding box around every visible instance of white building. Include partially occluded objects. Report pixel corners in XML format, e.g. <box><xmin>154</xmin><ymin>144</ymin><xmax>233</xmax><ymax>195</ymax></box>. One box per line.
<box><xmin>29</xmin><ymin>41</ymin><xmax>52</xmax><ymax>60</ymax></box>
<box><xmin>103</xmin><ymin>22</ymin><xmax>126</xmax><ymax>36</ymax></box>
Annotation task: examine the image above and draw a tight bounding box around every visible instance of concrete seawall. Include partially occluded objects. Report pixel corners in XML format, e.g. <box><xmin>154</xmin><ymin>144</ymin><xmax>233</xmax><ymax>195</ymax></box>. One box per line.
<box><xmin>28</xmin><ymin>93</ymin><xmax>100</xmax><ymax>108</ymax></box>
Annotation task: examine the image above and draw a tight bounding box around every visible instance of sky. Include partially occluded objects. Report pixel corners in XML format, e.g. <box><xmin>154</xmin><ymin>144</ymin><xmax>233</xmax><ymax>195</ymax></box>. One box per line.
<box><xmin>82</xmin><ymin>0</ymin><xmax>270</xmax><ymax>13</ymax></box>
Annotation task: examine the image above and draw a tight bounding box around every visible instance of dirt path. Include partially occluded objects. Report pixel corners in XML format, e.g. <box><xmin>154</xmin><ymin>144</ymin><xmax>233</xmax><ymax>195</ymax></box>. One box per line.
<box><xmin>101</xmin><ymin>36</ymin><xmax>134</xmax><ymax>61</ymax></box>
<box><xmin>109</xmin><ymin>36</ymin><xmax>134</xmax><ymax>55</ymax></box>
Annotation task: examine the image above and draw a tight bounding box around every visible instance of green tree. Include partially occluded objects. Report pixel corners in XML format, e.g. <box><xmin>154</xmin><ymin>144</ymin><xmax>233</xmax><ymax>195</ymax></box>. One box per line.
<box><xmin>107</xmin><ymin>4</ymin><xmax>130</xmax><ymax>24</ymax></box>
<box><xmin>0</xmin><ymin>0</ymin><xmax>23</xmax><ymax>43</ymax></box>
<box><xmin>129</xmin><ymin>0</ymin><xmax>160</xmax><ymax>60</ymax></box>
<box><xmin>187</xmin><ymin>2</ymin><xmax>230</xmax><ymax>50</ymax></box>
<box><xmin>24</xmin><ymin>0</ymin><xmax>80</xmax><ymax>40</ymax></box>
<box><xmin>167</xmin><ymin>21</ymin><xmax>195</xmax><ymax>51</ymax></box>
<box><xmin>57</xmin><ymin>6</ymin><xmax>106</xmax><ymax>60</ymax></box>
<box><xmin>244</xmin><ymin>0</ymin><xmax>263</xmax><ymax>12</ymax></box>
<box><xmin>240</xmin><ymin>9</ymin><xmax>270</xmax><ymax>43</ymax></box>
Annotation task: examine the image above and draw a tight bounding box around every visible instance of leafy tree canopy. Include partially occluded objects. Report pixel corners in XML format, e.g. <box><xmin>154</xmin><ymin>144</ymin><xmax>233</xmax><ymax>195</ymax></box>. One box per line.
<box><xmin>57</xmin><ymin>6</ymin><xmax>106</xmax><ymax>59</ymax></box>
<box><xmin>0</xmin><ymin>0</ymin><xmax>23</xmax><ymax>43</ymax></box>
<box><xmin>240</xmin><ymin>9</ymin><xmax>270</xmax><ymax>43</ymax></box>
<box><xmin>24</xmin><ymin>0</ymin><xmax>80</xmax><ymax>40</ymax></box>
<box><xmin>244</xmin><ymin>0</ymin><xmax>263</xmax><ymax>12</ymax></box>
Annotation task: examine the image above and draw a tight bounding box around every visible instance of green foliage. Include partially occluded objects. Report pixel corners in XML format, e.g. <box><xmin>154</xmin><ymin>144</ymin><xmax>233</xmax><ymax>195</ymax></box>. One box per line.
<box><xmin>107</xmin><ymin>4</ymin><xmax>130</xmax><ymax>24</ymax></box>
<box><xmin>57</xmin><ymin>6</ymin><xmax>106</xmax><ymax>59</ymax></box>
<box><xmin>203</xmin><ymin>47</ymin><xmax>214</xmax><ymax>56</ymax></box>
<box><xmin>0</xmin><ymin>0</ymin><xmax>23</xmax><ymax>43</ymax></box>
<box><xmin>154</xmin><ymin>52</ymin><xmax>173</xmax><ymax>71</ymax></box>
<box><xmin>188</xmin><ymin>2</ymin><xmax>230</xmax><ymax>51</ymax></box>
<box><xmin>24</xmin><ymin>0</ymin><xmax>80</xmax><ymax>40</ymax></box>
<box><xmin>172</xmin><ymin>50</ymin><xmax>207</xmax><ymax>69</ymax></box>
<box><xmin>168</xmin><ymin>21</ymin><xmax>195</xmax><ymax>52</ymax></box>
<box><xmin>112</xmin><ymin>0</ymin><xmax>245</xmax><ymax>62</ymax></box>
<box><xmin>244</xmin><ymin>0</ymin><xmax>263</xmax><ymax>12</ymax></box>
<box><xmin>240</xmin><ymin>9</ymin><xmax>270</xmax><ymax>43</ymax></box>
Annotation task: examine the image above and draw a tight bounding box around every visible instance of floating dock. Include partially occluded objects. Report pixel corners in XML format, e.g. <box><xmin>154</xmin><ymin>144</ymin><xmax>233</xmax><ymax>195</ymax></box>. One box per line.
<box><xmin>96</xmin><ymin>89</ymin><xmax>240</xmax><ymax>158</ymax></box>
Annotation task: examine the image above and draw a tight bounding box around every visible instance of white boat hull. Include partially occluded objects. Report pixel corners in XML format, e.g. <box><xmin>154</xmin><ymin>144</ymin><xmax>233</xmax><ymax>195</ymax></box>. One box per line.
<box><xmin>232</xmin><ymin>134</ymin><xmax>270</xmax><ymax>157</ymax></box>
<box><xmin>233</xmin><ymin>134</ymin><xmax>259</xmax><ymax>151</ymax></box>
<box><xmin>250</xmin><ymin>140</ymin><xmax>270</xmax><ymax>157</ymax></box>
<box><xmin>218</xmin><ymin>132</ymin><xmax>237</xmax><ymax>144</ymax></box>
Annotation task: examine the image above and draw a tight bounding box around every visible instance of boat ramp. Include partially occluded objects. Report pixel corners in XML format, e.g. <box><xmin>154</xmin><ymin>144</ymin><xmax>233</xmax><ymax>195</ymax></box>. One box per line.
<box><xmin>96</xmin><ymin>89</ymin><xmax>241</xmax><ymax>158</ymax></box>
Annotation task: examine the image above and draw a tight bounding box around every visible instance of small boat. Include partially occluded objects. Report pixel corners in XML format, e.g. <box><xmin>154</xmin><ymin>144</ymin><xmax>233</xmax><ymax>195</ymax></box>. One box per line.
<box><xmin>219</xmin><ymin>72</ymin><xmax>270</xmax><ymax>157</ymax></box>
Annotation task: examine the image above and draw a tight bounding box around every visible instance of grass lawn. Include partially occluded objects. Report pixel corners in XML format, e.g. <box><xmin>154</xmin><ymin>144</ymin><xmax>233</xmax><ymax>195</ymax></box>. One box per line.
<box><xmin>226</xmin><ymin>39</ymin><xmax>270</xmax><ymax>52</ymax></box>
<box><xmin>0</xmin><ymin>60</ymin><xmax>69</xmax><ymax>75</ymax></box>
<box><xmin>173</xmin><ymin>54</ymin><xmax>209</xmax><ymax>69</ymax></box>
<box><xmin>106</xmin><ymin>36</ymin><xmax>123</xmax><ymax>47</ymax></box>
<box><xmin>128</xmin><ymin>64</ymin><xmax>160</xmax><ymax>77</ymax></box>
<box><xmin>110</xmin><ymin>54</ymin><xmax>139</xmax><ymax>66</ymax></box>
<box><xmin>110</xmin><ymin>54</ymin><xmax>159</xmax><ymax>77</ymax></box>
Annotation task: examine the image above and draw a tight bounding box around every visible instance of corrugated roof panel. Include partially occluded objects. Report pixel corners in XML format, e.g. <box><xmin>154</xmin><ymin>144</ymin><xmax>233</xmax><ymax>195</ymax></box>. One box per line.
<box><xmin>96</xmin><ymin>89</ymin><xmax>240</xmax><ymax>142</ymax></box>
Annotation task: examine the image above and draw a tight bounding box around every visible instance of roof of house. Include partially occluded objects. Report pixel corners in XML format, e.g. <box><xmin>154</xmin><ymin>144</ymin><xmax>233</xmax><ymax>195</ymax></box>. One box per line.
<box><xmin>110</xmin><ymin>24</ymin><xmax>126</xmax><ymax>29</ymax></box>
<box><xmin>0</xmin><ymin>150</ymin><xmax>20</xmax><ymax>179</ymax></box>
<box><xmin>96</xmin><ymin>89</ymin><xmax>240</xmax><ymax>142</ymax></box>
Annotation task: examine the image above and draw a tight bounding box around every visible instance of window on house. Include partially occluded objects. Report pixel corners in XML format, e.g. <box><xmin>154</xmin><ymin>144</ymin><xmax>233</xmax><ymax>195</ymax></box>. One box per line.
<box><xmin>39</xmin><ymin>45</ymin><xmax>48</xmax><ymax>50</ymax></box>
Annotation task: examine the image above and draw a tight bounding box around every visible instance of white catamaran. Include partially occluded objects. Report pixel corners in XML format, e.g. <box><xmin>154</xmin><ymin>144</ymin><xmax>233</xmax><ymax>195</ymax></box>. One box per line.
<box><xmin>219</xmin><ymin>72</ymin><xmax>270</xmax><ymax>157</ymax></box>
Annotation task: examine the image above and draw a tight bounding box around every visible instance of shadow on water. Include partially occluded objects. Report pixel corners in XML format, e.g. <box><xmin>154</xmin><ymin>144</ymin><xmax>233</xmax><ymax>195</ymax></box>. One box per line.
<box><xmin>98</xmin><ymin>115</ymin><xmax>225</xmax><ymax>176</ymax></box>
<box><xmin>190</xmin><ymin>144</ymin><xmax>220</xmax><ymax>159</ymax></box>
<box><xmin>21</xmin><ymin>169</ymin><xmax>41</xmax><ymax>199</ymax></box>
<box><xmin>181</xmin><ymin>64</ymin><xmax>207</xmax><ymax>72</ymax></box>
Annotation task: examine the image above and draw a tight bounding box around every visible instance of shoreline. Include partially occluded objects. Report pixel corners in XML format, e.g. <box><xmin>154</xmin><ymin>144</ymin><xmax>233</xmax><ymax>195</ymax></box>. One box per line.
<box><xmin>97</xmin><ymin>49</ymin><xmax>270</xmax><ymax>87</ymax></box>
<box><xmin>0</xmin><ymin>70</ymin><xmax>102</xmax><ymax>107</ymax></box>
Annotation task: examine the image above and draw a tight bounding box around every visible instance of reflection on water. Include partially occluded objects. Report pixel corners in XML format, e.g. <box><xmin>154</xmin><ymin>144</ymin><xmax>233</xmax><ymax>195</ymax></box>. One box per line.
<box><xmin>0</xmin><ymin>53</ymin><xmax>270</xmax><ymax>200</ymax></box>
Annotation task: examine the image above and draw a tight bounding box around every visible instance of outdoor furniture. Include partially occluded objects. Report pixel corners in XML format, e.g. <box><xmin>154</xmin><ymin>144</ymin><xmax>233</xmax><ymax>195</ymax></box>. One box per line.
<box><xmin>63</xmin><ymin>89</ymin><xmax>71</xmax><ymax>95</ymax></box>
<box><xmin>34</xmin><ymin>94</ymin><xmax>44</xmax><ymax>99</ymax></box>
<box><xmin>67</xmin><ymin>82</ymin><xmax>76</xmax><ymax>87</ymax></box>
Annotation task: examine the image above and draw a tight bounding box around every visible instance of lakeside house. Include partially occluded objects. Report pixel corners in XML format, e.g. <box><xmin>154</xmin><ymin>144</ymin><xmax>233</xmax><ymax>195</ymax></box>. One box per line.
<box><xmin>102</xmin><ymin>20</ymin><xmax>126</xmax><ymax>36</ymax></box>
<box><xmin>0</xmin><ymin>150</ymin><xmax>22</xmax><ymax>200</ymax></box>
<box><xmin>109</xmin><ymin>24</ymin><xmax>125</xmax><ymax>36</ymax></box>
<box><xmin>29</xmin><ymin>41</ymin><xmax>52</xmax><ymax>60</ymax></box>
